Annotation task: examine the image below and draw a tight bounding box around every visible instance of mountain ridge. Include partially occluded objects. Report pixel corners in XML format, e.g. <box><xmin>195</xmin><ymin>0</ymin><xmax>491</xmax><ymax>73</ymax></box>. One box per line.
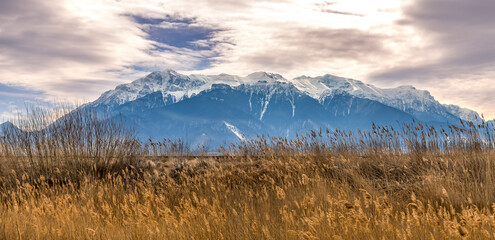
<box><xmin>85</xmin><ymin>69</ymin><xmax>465</xmax><ymax>146</ymax></box>
<box><xmin>91</xmin><ymin>69</ymin><xmax>480</xmax><ymax>123</ymax></box>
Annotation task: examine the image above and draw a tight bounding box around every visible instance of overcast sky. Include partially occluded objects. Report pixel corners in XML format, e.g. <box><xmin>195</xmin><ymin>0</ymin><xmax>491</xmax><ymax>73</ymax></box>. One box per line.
<box><xmin>1</xmin><ymin>0</ymin><xmax>494</xmax><ymax>119</ymax></box>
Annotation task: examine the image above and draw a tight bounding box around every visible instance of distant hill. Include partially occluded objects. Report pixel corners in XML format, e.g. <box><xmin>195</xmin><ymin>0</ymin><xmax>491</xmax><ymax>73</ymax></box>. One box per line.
<box><xmin>0</xmin><ymin>121</ymin><xmax>17</xmax><ymax>135</ymax></box>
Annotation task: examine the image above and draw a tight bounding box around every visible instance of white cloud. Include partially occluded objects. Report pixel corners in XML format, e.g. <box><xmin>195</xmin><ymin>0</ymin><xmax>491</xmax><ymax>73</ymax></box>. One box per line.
<box><xmin>0</xmin><ymin>0</ymin><xmax>494</xmax><ymax>119</ymax></box>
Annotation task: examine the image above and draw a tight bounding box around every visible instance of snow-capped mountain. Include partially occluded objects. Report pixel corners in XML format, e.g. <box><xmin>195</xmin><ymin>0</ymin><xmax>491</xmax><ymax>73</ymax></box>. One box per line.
<box><xmin>83</xmin><ymin>69</ymin><xmax>481</xmax><ymax>147</ymax></box>
<box><xmin>91</xmin><ymin>70</ymin><xmax>288</xmax><ymax>110</ymax></box>
<box><xmin>293</xmin><ymin>74</ymin><xmax>479</xmax><ymax>123</ymax></box>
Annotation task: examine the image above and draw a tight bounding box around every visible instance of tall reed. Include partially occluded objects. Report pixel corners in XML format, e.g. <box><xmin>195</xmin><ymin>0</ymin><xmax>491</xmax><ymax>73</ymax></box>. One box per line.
<box><xmin>1</xmin><ymin>105</ymin><xmax>495</xmax><ymax>239</ymax></box>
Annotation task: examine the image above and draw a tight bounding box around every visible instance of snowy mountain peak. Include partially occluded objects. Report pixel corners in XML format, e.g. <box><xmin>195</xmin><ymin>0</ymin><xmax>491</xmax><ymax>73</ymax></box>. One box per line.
<box><xmin>93</xmin><ymin>70</ymin><xmax>208</xmax><ymax>108</ymax></box>
<box><xmin>161</xmin><ymin>68</ymin><xmax>178</xmax><ymax>75</ymax></box>
<box><xmin>293</xmin><ymin>74</ymin><xmax>379</xmax><ymax>99</ymax></box>
<box><xmin>245</xmin><ymin>72</ymin><xmax>287</xmax><ymax>83</ymax></box>
<box><xmin>444</xmin><ymin>104</ymin><xmax>480</xmax><ymax>122</ymax></box>
<box><xmin>397</xmin><ymin>85</ymin><xmax>416</xmax><ymax>90</ymax></box>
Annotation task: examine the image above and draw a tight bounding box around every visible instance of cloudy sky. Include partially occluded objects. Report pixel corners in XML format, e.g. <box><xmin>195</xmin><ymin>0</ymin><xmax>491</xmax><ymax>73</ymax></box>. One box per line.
<box><xmin>1</xmin><ymin>0</ymin><xmax>494</xmax><ymax>119</ymax></box>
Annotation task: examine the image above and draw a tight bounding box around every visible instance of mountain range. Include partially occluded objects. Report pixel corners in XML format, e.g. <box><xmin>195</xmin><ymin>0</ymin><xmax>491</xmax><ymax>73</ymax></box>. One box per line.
<box><xmin>69</xmin><ymin>69</ymin><xmax>481</xmax><ymax>147</ymax></box>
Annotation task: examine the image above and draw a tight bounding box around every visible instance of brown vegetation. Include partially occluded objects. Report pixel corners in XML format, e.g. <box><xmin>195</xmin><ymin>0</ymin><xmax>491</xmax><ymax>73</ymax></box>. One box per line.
<box><xmin>1</xmin><ymin>106</ymin><xmax>495</xmax><ymax>239</ymax></box>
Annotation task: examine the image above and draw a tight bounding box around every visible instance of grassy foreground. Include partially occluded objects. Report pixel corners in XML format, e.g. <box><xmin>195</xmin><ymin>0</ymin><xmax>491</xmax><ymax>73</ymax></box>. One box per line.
<box><xmin>1</xmin><ymin>108</ymin><xmax>495</xmax><ymax>239</ymax></box>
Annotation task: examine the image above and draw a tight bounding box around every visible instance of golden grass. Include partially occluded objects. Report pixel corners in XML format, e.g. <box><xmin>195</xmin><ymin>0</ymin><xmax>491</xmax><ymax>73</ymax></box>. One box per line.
<box><xmin>1</xmin><ymin>106</ymin><xmax>495</xmax><ymax>239</ymax></box>
<box><xmin>2</xmin><ymin>150</ymin><xmax>495</xmax><ymax>239</ymax></box>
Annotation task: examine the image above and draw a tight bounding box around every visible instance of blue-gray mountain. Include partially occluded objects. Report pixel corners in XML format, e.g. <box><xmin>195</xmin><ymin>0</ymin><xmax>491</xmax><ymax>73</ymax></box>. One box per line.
<box><xmin>0</xmin><ymin>121</ymin><xmax>15</xmax><ymax>135</ymax></box>
<box><xmin>74</xmin><ymin>69</ymin><xmax>483</xmax><ymax>147</ymax></box>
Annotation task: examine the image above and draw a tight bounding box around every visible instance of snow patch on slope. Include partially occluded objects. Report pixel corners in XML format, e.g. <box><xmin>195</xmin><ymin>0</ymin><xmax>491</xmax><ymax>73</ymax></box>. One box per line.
<box><xmin>223</xmin><ymin>121</ymin><xmax>245</xmax><ymax>140</ymax></box>
<box><xmin>289</xmin><ymin>96</ymin><xmax>295</xmax><ymax>117</ymax></box>
<box><xmin>260</xmin><ymin>98</ymin><xmax>269</xmax><ymax>120</ymax></box>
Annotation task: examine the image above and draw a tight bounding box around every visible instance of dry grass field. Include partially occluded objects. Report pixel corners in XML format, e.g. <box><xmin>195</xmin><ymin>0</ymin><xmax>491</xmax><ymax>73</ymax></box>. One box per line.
<box><xmin>1</xmin><ymin>107</ymin><xmax>495</xmax><ymax>239</ymax></box>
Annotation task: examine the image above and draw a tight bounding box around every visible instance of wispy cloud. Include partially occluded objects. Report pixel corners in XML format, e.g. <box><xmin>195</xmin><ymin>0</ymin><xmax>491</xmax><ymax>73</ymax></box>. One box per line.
<box><xmin>371</xmin><ymin>0</ymin><xmax>495</xmax><ymax>118</ymax></box>
<box><xmin>0</xmin><ymin>83</ymin><xmax>48</xmax><ymax>121</ymax></box>
<box><xmin>0</xmin><ymin>0</ymin><xmax>494</xmax><ymax>118</ymax></box>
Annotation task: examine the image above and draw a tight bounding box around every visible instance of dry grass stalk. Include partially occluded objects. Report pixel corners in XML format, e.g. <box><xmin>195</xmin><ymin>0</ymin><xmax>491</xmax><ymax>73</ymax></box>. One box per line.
<box><xmin>1</xmin><ymin>106</ymin><xmax>495</xmax><ymax>239</ymax></box>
